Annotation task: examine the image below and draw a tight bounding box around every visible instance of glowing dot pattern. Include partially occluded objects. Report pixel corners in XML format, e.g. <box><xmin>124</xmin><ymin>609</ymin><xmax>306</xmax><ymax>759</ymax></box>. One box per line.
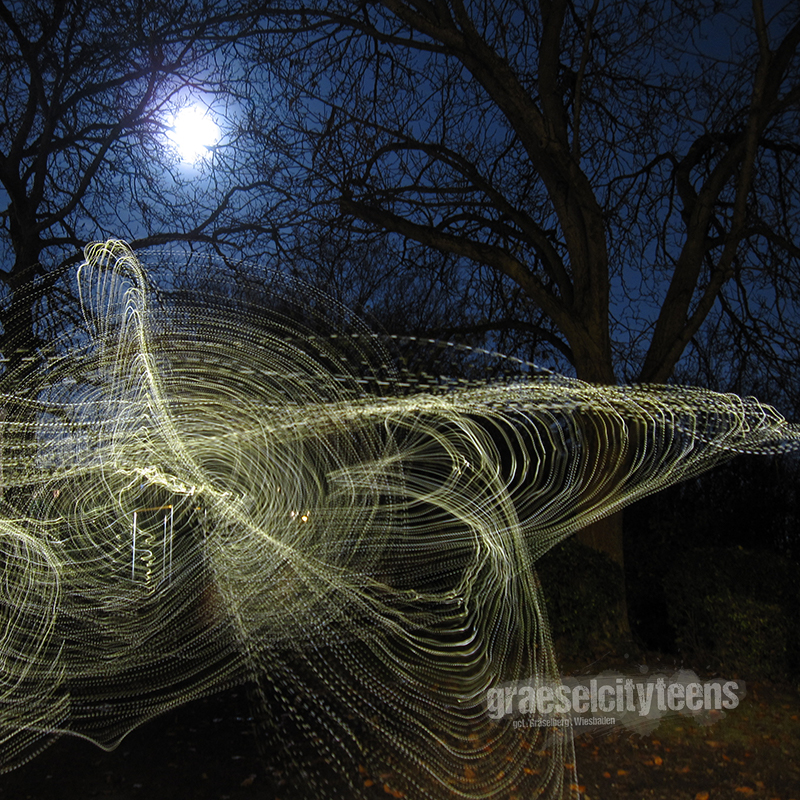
<box><xmin>0</xmin><ymin>240</ymin><xmax>797</xmax><ymax>798</ymax></box>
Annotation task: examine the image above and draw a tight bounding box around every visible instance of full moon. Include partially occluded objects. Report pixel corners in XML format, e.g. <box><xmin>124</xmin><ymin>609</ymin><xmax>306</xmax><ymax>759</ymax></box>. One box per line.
<box><xmin>169</xmin><ymin>105</ymin><xmax>220</xmax><ymax>164</ymax></box>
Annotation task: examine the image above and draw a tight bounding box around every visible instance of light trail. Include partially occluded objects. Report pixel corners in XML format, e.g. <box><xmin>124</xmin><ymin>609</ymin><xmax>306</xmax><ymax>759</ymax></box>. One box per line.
<box><xmin>0</xmin><ymin>240</ymin><xmax>796</xmax><ymax>798</ymax></box>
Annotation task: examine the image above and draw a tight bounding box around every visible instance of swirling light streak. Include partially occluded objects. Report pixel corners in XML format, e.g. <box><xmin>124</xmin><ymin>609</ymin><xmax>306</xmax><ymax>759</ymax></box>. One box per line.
<box><xmin>0</xmin><ymin>240</ymin><xmax>797</xmax><ymax>798</ymax></box>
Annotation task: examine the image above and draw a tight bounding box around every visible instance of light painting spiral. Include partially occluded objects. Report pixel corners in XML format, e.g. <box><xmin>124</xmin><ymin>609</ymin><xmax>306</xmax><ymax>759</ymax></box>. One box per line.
<box><xmin>0</xmin><ymin>240</ymin><xmax>797</xmax><ymax>798</ymax></box>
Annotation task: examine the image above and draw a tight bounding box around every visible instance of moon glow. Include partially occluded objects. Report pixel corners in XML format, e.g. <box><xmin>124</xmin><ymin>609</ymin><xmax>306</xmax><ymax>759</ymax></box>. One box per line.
<box><xmin>170</xmin><ymin>105</ymin><xmax>220</xmax><ymax>163</ymax></box>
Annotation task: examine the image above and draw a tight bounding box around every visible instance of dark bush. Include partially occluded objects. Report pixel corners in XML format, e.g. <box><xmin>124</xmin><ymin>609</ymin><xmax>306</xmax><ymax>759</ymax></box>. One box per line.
<box><xmin>663</xmin><ymin>547</ymin><xmax>800</xmax><ymax>680</ymax></box>
<box><xmin>537</xmin><ymin>536</ymin><xmax>626</xmax><ymax>659</ymax></box>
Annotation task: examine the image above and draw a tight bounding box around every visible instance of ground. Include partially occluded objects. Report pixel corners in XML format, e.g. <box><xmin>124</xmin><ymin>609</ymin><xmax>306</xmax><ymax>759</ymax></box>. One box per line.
<box><xmin>1</xmin><ymin>655</ymin><xmax>798</xmax><ymax>800</ymax></box>
<box><xmin>575</xmin><ymin>680</ymin><xmax>800</xmax><ymax>800</ymax></box>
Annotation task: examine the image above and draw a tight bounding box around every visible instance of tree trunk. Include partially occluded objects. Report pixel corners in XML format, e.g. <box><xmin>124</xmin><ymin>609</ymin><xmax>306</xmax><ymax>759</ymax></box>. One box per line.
<box><xmin>576</xmin><ymin>512</ymin><xmax>631</xmax><ymax>640</ymax></box>
<box><xmin>571</xmin><ymin>339</ymin><xmax>632</xmax><ymax>641</ymax></box>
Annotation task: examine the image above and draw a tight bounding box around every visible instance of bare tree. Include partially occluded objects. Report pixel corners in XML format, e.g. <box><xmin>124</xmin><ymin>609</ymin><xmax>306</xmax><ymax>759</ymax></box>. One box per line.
<box><xmin>247</xmin><ymin>1</ymin><xmax>800</xmax><ymax>612</ymax></box>
<box><xmin>4</xmin><ymin>0</ymin><xmax>798</xmax><ymax>632</ymax></box>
